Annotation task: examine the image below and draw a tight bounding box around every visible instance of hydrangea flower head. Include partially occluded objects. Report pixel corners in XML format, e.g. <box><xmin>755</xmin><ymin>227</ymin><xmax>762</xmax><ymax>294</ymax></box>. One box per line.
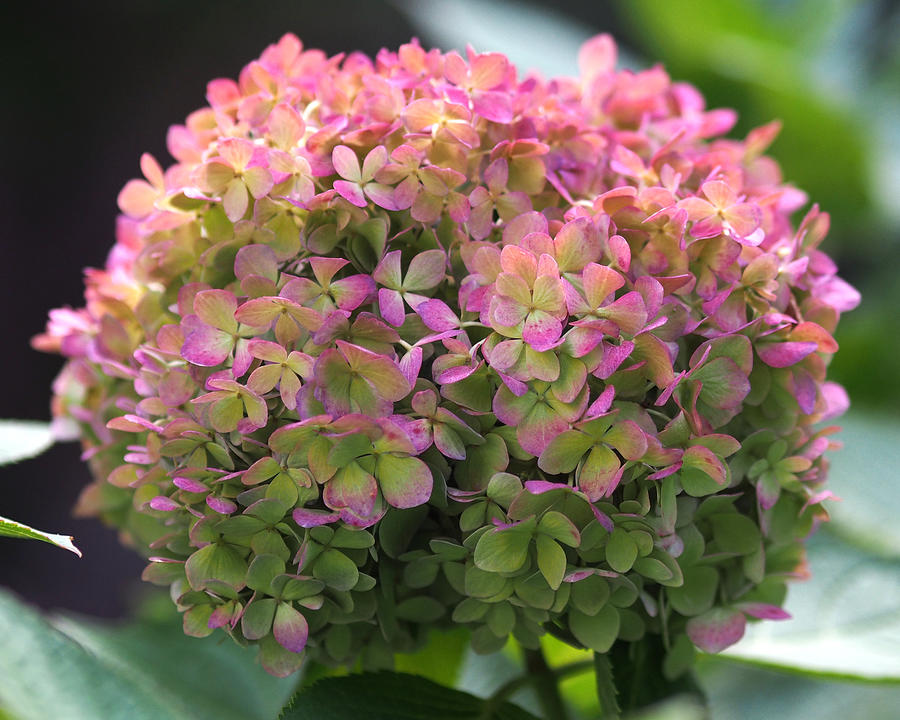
<box><xmin>37</xmin><ymin>32</ymin><xmax>858</xmax><ymax>677</ymax></box>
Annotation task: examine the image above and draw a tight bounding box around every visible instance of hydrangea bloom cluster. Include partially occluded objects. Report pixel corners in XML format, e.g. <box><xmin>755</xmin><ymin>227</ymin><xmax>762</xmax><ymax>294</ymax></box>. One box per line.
<box><xmin>37</xmin><ymin>34</ymin><xmax>859</xmax><ymax>677</ymax></box>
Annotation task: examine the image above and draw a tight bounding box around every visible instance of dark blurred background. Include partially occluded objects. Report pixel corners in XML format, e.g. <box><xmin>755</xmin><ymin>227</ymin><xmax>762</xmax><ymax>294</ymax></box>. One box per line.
<box><xmin>1</xmin><ymin>0</ymin><xmax>897</xmax><ymax>618</ymax></box>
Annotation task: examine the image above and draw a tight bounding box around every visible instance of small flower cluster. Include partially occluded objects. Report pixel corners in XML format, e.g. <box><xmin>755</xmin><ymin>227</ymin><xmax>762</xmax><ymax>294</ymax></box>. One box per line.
<box><xmin>37</xmin><ymin>34</ymin><xmax>858</xmax><ymax>677</ymax></box>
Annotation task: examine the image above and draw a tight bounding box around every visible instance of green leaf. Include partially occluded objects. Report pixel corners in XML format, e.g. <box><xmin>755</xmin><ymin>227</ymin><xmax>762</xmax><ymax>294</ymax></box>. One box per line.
<box><xmin>537</xmin><ymin>510</ymin><xmax>580</xmax><ymax>547</ymax></box>
<box><xmin>0</xmin><ymin>514</ymin><xmax>81</xmax><ymax>557</ymax></box>
<box><xmin>535</xmin><ymin>535</ymin><xmax>566</xmax><ymax>590</ymax></box>
<box><xmin>709</xmin><ymin>514</ymin><xmax>761</xmax><ymax>555</ymax></box>
<box><xmin>312</xmin><ymin>548</ymin><xmax>359</xmax><ymax>591</ymax></box>
<box><xmin>395</xmin><ymin>596</ymin><xmax>445</xmax><ymax>623</ymax></box>
<box><xmin>0</xmin><ymin>589</ymin><xmax>294</xmax><ymax>720</ymax></box>
<box><xmin>571</xmin><ymin>574</ymin><xmax>610</xmax><ymax>616</ymax></box>
<box><xmin>667</xmin><ymin>566</ymin><xmax>718</xmax><ymax>617</ymax></box>
<box><xmin>569</xmin><ymin>604</ymin><xmax>620</xmax><ymax>653</ymax></box>
<box><xmin>281</xmin><ymin>671</ymin><xmax>539</xmax><ymax>719</ymax></box>
<box><xmin>185</xmin><ymin>543</ymin><xmax>248</xmax><ymax>591</ymax></box>
<box><xmin>0</xmin><ymin>420</ymin><xmax>53</xmax><ymax>465</ymax></box>
<box><xmin>241</xmin><ymin>598</ymin><xmax>276</xmax><ymax>640</ymax></box>
<box><xmin>473</xmin><ymin>521</ymin><xmax>535</xmax><ymax>573</ymax></box>
<box><xmin>246</xmin><ymin>554</ymin><xmax>285</xmax><ymax>594</ymax></box>
<box><xmin>723</xmin><ymin>532</ymin><xmax>900</xmax><ymax>680</ymax></box>
<box><xmin>605</xmin><ymin>528</ymin><xmax>638</xmax><ymax>573</ymax></box>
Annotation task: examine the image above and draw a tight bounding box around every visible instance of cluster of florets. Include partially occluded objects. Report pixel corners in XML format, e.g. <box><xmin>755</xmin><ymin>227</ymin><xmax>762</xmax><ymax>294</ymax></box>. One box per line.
<box><xmin>36</xmin><ymin>34</ymin><xmax>859</xmax><ymax>677</ymax></box>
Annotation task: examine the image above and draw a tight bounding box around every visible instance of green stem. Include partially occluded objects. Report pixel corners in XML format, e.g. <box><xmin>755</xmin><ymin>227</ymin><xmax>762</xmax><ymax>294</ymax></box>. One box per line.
<box><xmin>523</xmin><ymin>647</ymin><xmax>569</xmax><ymax>720</ymax></box>
<box><xmin>594</xmin><ymin>652</ymin><xmax>622</xmax><ymax>720</ymax></box>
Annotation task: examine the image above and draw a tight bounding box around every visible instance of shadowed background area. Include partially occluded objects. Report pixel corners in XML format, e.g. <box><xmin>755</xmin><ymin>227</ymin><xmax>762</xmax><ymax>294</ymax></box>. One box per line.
<box><xmin>1</xmin><ymin>0</ymin><xmax>896</xmax><ymax>625</ymax></box>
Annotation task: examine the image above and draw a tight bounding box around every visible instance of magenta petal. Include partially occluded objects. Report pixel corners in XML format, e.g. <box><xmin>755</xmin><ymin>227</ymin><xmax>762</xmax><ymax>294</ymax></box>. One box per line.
<box><xmin>378</xmin><ymin>288</ymin><xmax>406</xmax><ymax>326</ymax></box>
<box><xmin>601</xmin><ymin>292</ymin><xmax>647</xmax><ymax>335</ymax></box>
<box><xmin>416</xmin><ymin>299</ymin><xmax>460</xmax><ymax>331</ymax></box>
<box><xmin>173</xmin><ymin>476</ymin><xmax>209</xmax><ymax>493</ymax></box>
<box><xmin>150</xmin><ymin>496</ymin><xmax>179</xmax><ymax>512</ymax></box>
<box><xmin>333</xmin><ymin>180</ymin><xmax>367</xmax><ymax>207</ymax></box>
<box><xmin>292</xmin><ymin>508</ymin><xmax>340</xmax><ymax>528</ymax></box>
<box><xmin>594</xmin><ymin>340</ymin><xmax>634</xmax><ymax>379</ymax></box>
<box><xmin>207</xmin><ymin>496</ymin><xmax>237</xmax><ymax>515</ymax></box>
<box><xmin>473</xmin><ymin>91</ymin><xmax>513</xmax><ymax>123</ymax></box>
<box><xmin>736</xmin><ymin>602</ymin><xmax>791</xmax><ymax>621</ymax></box>
<box><xmin>523</xmin><ymin>480</ymin><xmax>570</xmax><ymax>495</ymax></box>
<box><xmin>331</xmin><ymin>275</ymin><xmax>375</xmax><ymax>311</ymax></box>
<box><xmin>400</xmin><ymin>346</ymin><xmax>423</xmax><ymax>386</ymax></box>
<box><xmin>757</xmin><ymin>341</ymin><xmax>818</xmax><ymax>368</ymax></box>
<box><xmin>273</xmin><ymin>602</ymin><xmax>309</xmax><ymax>653</ymax></box>
<box><xmin>522</xmin><ymin>311</ymin><xmax>562</xmax><ymax>351</ymax></box>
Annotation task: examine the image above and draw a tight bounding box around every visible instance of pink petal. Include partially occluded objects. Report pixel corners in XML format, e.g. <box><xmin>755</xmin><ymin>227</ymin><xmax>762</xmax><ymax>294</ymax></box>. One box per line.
<box><xmin>491</xmin><ymin>295</ymin><xmax>528</xmax><ymax>328</ymax></box>
<box><xmin>182</xmin><ymin>325</ymin><xmax>233</xmax><ymax>367</ymax></box>
<box><xmin>578</xmin><ymin>34</ymin><xmax>617</xmax><ymax>82</ymax></box>
<box><xmin>333</xmin><ymin>180</ymin><xmax>367</xmax><ymax>207</ymax></box>
<box><xmin>243</xmin><ymin>166</ymin><xmax>274</xmax><ymax>199</ymax></box>
<box><xmin>373</xmin><ymin>250</ymin><xmax>403</xmax><ymax>289</ymax></box>
<box><xmin>724</xmin><ymin>203</ymin><xmax>762</xmax><ymax>238</ymax></box>
<box><xmin>757</xmin><ymin>341</ymin><xmax>819</xmax><ymax>368</ymax></box>
<box><xmin>331</xmin><ymin>145</ymin><xmax>361</xmax><ymax>182</ymax></box>
<box><xmin>331</xmin><ymin>275</ymin><xmax>375</xmax><ymax>311</ymax></box>
<box><xmin>117</xmin><ymin>179</ymin><xmax>157</xmax><ymax>218</ymax></box>
<box><xmin>473</xmin><ymin>91</ymin><xmax>513</xmax><ymax>123</ymax></box>
<box><xmin>292</xmin><ymin>508</ymin><xmax>340</xmax><ymax>527</ymax></box>
<box><xmin>273</xmin><ymin>602</ymin><xmax>309</xmax><ymax>653</ymax></box>
<box><xmin>582</xmin><ymin>263</ymin><xmax>624</xmax><ymax>308</ymax></box>
<box><xmin>522</xmin><ymin>310</ymin><xmax>562</xmax><ymax>351</ymax></box>
<box><xmin>207</xmin><ymin>496</ymin><xmax>237</xmax><ymax>515</ymax></box>
<box><xmin>193</xmin><ymin>290</ymin><xmax>238</xmax><ymax>332</ymax></box>
<box><xmin>378</xmin><ymin>288</ymin><xmax>406</xmax><ymax>327</ymax></box>
<box><xmin>416</xmin><ymin>299</ymin><xmax>460</xmax><ymax>331</ymax></box>
<box><xmin>701</xmin><ymin>181</ymin><xmax>737</xmax><ymax>209</ymax></box>
<box><xmin>736</xmin><ymin>603</ymin><xmax>791</xmax><ymax>621</ymax></box>
<box><xmin>687</xmin><ymin>608</ymin><xmax>747</xmax><ymax>653</ymax></box>
<box><xmin>150</xmin><ymin>496</ymin><xmax>179</xmax><ymax>512</ymax></box>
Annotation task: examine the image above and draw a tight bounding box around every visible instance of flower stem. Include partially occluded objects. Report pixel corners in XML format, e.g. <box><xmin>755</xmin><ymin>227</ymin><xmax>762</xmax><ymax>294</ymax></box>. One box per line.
<box><xmin>523</xmin><ymin>646</ymin><xmax>568</xmax><ymax>720</ymax></box>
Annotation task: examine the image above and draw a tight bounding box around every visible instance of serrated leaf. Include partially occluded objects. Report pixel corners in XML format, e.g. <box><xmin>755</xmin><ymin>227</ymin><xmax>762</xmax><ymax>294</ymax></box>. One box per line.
<box><xmin>0</xmin><ymin>514</ymin><xmax>81</xmax><ymax>557</ymax></box>
<box><xmin>281</xmin><ymin>671</ymin><xmax>539</xmax><ymax>719</ymax></box>
<box><xmin>0</xmin><ymin>420</ymin><xmax>54</xmax><ymax>465</ymax></box>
